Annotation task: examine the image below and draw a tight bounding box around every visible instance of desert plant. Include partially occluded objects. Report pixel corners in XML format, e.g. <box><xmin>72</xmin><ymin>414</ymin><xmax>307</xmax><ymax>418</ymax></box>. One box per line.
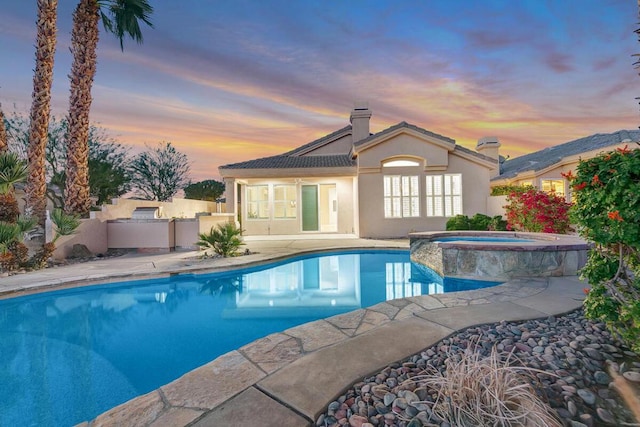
<box><xmin>27</xmin><ymin>208</ymin><xmax>80</xmax><ymax>269</ymax></box>
<box><xmin>197</xmin><ymin>222</ymin><xmax>244</xmax><ymax>257</ymax></box>
<box><xmin>49</xmin><ymin>208</ymin><xmax>80</xmax><ymax>243</ymax></box>
<box><xmin>405</xmin><ymin>346</ymin><xmax>561</xmax><ymax>426</ymax></box>
<box><xmin>0</xmin><ymin>216</ymin><xmax>38</xmax><ymax>272</ymax></box>
<box><xmin>0</xmin><ymin>152</ymin><xmax>28</xmax><ymax>223</ymax></box>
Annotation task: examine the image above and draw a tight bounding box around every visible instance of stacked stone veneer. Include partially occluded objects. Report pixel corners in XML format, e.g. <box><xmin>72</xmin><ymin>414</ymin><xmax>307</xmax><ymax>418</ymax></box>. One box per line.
<box><xmin>410</xmin><ymin>232</ymin><xmax>590</xmax><ymax>281</ymax></box>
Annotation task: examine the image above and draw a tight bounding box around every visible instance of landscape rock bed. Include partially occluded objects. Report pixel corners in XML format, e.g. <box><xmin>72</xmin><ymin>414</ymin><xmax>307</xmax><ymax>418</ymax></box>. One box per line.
<box><xmin>317</xmin><ymin>309</ymin><xmax>639</xmax><ymax>427</ymax></box>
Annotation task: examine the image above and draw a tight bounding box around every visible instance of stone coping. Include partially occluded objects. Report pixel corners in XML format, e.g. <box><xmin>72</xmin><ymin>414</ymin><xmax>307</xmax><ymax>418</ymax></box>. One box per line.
<box><xmin>84</xmin><ymin>276</ymin><xmax>587</xmax><ymax>426</ymax></box>
<box><xmin>409</xmin><ymin>230</ymin><xmax>590</xmax><ymax>251</ymax></box>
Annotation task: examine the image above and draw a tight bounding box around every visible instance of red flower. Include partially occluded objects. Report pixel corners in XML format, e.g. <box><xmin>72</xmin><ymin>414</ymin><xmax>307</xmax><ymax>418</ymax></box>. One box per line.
<box><xmin>607</xmin><ymin>211</ymin><xmax>623</xmax><ymax>221</ymax></box>
<box><xmin>604</xmin><ymin>154</ymin><xmax>611</xmax><ymax>161</ymax></box>
<box><xmin>583</xmin><ymin>288</ymin><xmax>590</xmax><ymax>295</ymax></box>
<box><xmin>617</xmin><ymin>145</ymin><xmax>631</xmax><ymax>154</ymax></box>
<box><xmin>573</xmin><ymin>182</ymin><xmax>587</xmax><ymax>191</ymax></box>
<box><xmin>561</xmin><ymin>170</ymin><xmax>575</xmax><ymax>181</ymax></box>
<box><xmin>592</xmin><ymin>175</ymin><xmax>601</xmax><ymax>185</ymax></box>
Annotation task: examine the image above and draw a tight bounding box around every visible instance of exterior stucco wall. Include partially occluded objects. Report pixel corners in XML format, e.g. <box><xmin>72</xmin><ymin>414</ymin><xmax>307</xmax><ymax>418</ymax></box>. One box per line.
<box><xmin>91</xmin><ymin>197</ymin><xmax>219</xmax><ymax>221</ymax></box>
<box><xmin>107</xmin><ymin>219</ymin><xmax>175</xmax><ymax>252</ymax></box>
<box><xmin>487</xmin><ymin>195</ymin><xmax>507</xmax><ymax>217</ymax></box>
<box><xmin>357</xmin><ymin>150</ymin><xmax>492</xmax><ymax>239</ymax></box>
<box><xmin>239</xmin><ymin>177</ymin><xmax>356</xmax><ymax>236</ymax></box>
<box><xmin>357</xmin><ymin>134</ymin><xmax>449</xmax><ymax>169</ymax></box>
<box><xmin>50</xmin><ymin>218</ymin><xmax>108</xmax><ymax>260</ymax></box>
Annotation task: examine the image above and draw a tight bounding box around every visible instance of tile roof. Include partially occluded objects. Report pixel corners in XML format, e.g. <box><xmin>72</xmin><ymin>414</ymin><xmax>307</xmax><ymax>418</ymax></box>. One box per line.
<box><xmin>353</xmin><ymin>121</ymin><xmax>456</xmax><ymax>147</ymax></box>
<box><xmin>495</xmin><ymin>129</ymin><xmax>640</xmax><ymax>180</ymax></box>
<box><xmin>219</xmin><ymin>154</ymin><xmax>356</xmax><ymax>170</ymax></box>
<box><xmin>283</xmin><ymin>125</ymin><xmax>352</xmax><ymax>156</ymax></box>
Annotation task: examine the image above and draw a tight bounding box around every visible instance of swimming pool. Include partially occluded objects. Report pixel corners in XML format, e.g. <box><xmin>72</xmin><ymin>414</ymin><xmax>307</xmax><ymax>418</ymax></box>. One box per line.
<box><xmin>0</xmin><ymin>250</ymin><xmax>500</xmax><ymax>426</ymax></box>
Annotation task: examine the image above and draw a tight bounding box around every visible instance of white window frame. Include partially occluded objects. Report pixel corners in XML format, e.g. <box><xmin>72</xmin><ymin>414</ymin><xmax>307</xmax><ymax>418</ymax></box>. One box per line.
<box><xmin>384</xmin><ymin>175</ymin><xmax>419</xmax><ymax>218</ymax></box>
<box><xmin>426</xmin><ymin>174</ymin><xmax>462</xmax><ymax>217</ymax></box>
<box><xmin>443</xmin><ymin>174</ymin><xmax>462</xmax><ymax>217</ymax></box>
<box><xmin>273</xmin><ymin>184</ymin><xmax>297</xmax><ymax>219</ymax></box>
<box><xmin>246</xmin><ymin>185</ymin><xmax>270</xmax><ymax>220</ymax></box>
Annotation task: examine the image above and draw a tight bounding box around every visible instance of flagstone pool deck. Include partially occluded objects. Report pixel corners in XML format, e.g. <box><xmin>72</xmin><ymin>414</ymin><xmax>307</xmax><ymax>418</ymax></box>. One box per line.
<box><xmin>0</xmin><ymin>237</ymin><xmax>588</xmax><ymax>427</ymax></box>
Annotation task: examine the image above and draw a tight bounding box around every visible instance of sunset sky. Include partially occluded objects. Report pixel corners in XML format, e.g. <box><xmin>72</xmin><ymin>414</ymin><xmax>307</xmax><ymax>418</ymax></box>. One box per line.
<box><xmin>1</xmin><ymin>0</ymin><xmax>638</xmax><ymax>181</ymax></box>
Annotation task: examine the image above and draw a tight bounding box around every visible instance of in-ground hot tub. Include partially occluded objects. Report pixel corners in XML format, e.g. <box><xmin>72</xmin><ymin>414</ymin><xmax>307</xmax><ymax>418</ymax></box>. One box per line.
<box><xmin>409</xmin><ymin>231</ymin><xmax>590</xmax><ymax>282</ymax></box>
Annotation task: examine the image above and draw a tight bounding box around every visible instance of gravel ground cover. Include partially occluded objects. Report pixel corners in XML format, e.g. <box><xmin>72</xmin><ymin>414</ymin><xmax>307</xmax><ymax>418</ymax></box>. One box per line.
<box><xmin>318</xmin><ymin>309</ymin><xmax>640</xmax><ymax>427</ymax></box>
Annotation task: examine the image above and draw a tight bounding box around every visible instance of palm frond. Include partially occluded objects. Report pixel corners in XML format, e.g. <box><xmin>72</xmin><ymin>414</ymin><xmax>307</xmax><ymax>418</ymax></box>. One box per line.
<box><xmin>0</xmin><ymin>152</ymin><xmax>28</xmax><ymax>194</ymax></box>
<box><xmin>197</xmin><ymin>222</ymin><xmax>245</xmax><ymax>257</ymax></box>
<box><xmin>50</xmin><ymin>208</ymin><xmax>81</xmax><ymax>242</ymax></box>
<box><xmin>99</xmin><ymin>0</ymin><xmax>154</xmax><ymax>50</ymax></box>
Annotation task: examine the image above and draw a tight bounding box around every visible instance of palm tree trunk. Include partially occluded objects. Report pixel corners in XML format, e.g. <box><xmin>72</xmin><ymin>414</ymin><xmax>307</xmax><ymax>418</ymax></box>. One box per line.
<box><xmin>25</xmin><ymin>0</ymin><xmax>58</xmax><ymax>227</ymax></box>
<box><xmin>64</xmin><ymin>0</ymin><xmax>99</xmax><ymax>216</ymax></box>
<box><xmin>0</xmin><ymin>104</ymin><xmax>7</xmax><ymax>153</ymax></box>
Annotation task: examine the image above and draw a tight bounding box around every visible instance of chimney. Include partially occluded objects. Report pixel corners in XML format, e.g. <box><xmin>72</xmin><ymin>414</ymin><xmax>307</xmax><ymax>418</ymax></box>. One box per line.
<box><xmin>476</xmin><ymin>136</ymin><xmax>501</xmax><ymax>176</ymax></box>
<box><xmin>350</xmin><ymin>101</ymin><xmax>372</xmax><ymax>143</ymax></box>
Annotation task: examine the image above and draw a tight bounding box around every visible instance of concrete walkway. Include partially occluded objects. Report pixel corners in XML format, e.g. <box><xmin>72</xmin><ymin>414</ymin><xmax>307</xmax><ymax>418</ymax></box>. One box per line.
<box><xmin>0</xmin><ymin>238</ymin><xmax>587</xmax><ymax>427</ymax></box>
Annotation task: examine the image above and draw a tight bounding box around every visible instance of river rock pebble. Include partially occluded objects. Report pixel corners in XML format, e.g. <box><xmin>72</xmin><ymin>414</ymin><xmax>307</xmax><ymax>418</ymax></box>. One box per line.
<box><xmin>317</xmin><ymin>309</ymin><xmax>640</xmax><ymax>427</ymax></box>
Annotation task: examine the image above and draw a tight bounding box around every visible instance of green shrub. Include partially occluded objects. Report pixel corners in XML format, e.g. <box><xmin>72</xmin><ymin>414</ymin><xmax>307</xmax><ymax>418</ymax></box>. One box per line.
<box><xmin>568</xmin><ymin>146</ymin><xmax>640</xmax><ymax>352</ymax></box>
<box><xmin>197</xmin><ymin>222</ymin><xmax>245</xmax><ymax>257</ymax></box>
<box><xmin>488</xmin><ymin>215</ymin><xmax>508</xmax><ymax>231</ymax></box>
<box><xmin>446</xmin><ymin>215</ymin><xmax>470</xmax><ymax>230</ymax></box>
<box><xmin>491</xmin><ymin>184</ymin><xmax>535</xmax><ymax>196</ymax></box>
<box><xmin>446</xmin><ymin>214</ymin><xmax>508</xmax><ymax>231</ymax></box>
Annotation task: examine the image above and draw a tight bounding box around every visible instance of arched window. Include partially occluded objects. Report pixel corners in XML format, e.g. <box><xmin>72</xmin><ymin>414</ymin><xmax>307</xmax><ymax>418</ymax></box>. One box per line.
<box><xmin>382</xmin><ymin>159</ymin><xmax>420</xmax><ymax>167</ymax></box>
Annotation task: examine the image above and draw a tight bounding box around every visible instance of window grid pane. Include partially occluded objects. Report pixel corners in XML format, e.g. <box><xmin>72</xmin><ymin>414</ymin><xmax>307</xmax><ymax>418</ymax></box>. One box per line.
<box><xmin>427</xmin><ymin>175</ymin><xmax>461</xmax><ymax>217</ymax></box>
<box><xmin>385</xmin><ymin>175</ymin><xmax>419</xmax><ymax>218</ymax></box>
<box><xmin>247</xmin><ymin>185</ymin><xmax>269</xmax><ymax>219</ymax></box>
<box><xmin>274</xmin><ymin>185</ymin><xmax>296</xmax><ymax>219</ymax></box>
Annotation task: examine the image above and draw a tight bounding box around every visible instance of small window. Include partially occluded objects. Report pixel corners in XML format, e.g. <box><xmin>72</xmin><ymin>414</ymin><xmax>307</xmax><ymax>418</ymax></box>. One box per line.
<box><xmin>383</xmin><ymin>159</ymin><xmax>420</xmax><ymax>167</ymax></box>
<box><xmin>541</xmin><ymin>179</ymin><xmax>565</xmax><ymax>198</ymax></box>
<box><xmin>273</xmin><ymin>185</ymin><xmax>296</xmax><ymax>219</ymax></box>
<box><xmin>246</xmin><ymin>185</ymin><xmax>269</xmax><ymax>219</ymax></box>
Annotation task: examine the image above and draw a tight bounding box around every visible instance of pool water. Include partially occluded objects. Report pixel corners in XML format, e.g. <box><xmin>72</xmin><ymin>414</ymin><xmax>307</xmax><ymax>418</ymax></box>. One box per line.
<box><xmin>0</xmin><ymin>250</ymin><xmax>501</xmax><ymax>426</ymax></box>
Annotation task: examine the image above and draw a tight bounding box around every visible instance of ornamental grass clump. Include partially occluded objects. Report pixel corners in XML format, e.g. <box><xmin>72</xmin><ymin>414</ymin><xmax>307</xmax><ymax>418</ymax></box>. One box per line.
<box><xmin>567</xmin><ymin>145</ymin><xmax>640</xmax><ymax>352</ymax></box>
<box><xmin>405</xmin><ymin>346</ymin><xmax>561</xmax><ymax>427</ymax></box>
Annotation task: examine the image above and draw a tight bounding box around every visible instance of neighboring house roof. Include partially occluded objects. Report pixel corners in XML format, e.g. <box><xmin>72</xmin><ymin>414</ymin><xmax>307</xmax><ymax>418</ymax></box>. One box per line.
<box><xmin>495</xmin><ymin>129</ymin><xmax>640</xmax><ymax>181</ymax></box>
<box><xmin>219</xmin><ymin>154</ymin><xmax>356</xmax><ymax>170</ymax></box>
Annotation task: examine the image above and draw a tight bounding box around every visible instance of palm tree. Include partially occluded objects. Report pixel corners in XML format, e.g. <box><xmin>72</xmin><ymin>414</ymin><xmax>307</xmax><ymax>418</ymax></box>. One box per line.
<box><xmin>25</xmin><ymin>0</ymin><xmax>59</xmax><ymax>227</ymax></box>
<box><xmin>64</xmin><ymin>0</ymin><xmax>153</xmax><ymax>216</ymax></box>
<box><xmin>0</xmin><ymin>104</ymin><xmax>8</xmax><ymax>153</ymax></box>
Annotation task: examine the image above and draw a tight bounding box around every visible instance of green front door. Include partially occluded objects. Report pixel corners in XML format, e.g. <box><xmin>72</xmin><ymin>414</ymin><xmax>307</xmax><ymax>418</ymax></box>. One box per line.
<box><xmin>301</xmin><ymin>185</ymin><xmax>319</xmax><ymax>231</ymax></box>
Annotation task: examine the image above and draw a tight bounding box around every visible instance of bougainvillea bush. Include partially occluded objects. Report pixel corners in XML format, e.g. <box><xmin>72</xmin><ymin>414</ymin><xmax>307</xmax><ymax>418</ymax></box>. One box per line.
<box><xmin>504</xmin><ymin>188</ymin><xmax>572</xmax><ymax>234</ymax></box>
<box><xmin>568</xmin><ymin>145</ymin><xmax>640</xmax><ymax>351</ymax></box>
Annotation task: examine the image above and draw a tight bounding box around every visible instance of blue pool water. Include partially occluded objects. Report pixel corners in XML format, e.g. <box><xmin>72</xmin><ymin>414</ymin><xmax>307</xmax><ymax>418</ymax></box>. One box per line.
<box><xmin>0</xmin><ymin>250</ymin><xmax>501</xmax><ymax>426</ymax></box>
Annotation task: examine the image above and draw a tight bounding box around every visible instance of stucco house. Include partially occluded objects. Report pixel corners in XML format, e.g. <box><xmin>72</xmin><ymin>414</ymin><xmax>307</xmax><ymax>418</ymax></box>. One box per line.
<box><xmin>491</xmin><ymin>129</ymin><xmax>640</xmax><ymax>202</ymax></box>
<box><xmin>219</xmin><ymin>105</ymin><xmax>499</xmax><ymax>238</ymax></box>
